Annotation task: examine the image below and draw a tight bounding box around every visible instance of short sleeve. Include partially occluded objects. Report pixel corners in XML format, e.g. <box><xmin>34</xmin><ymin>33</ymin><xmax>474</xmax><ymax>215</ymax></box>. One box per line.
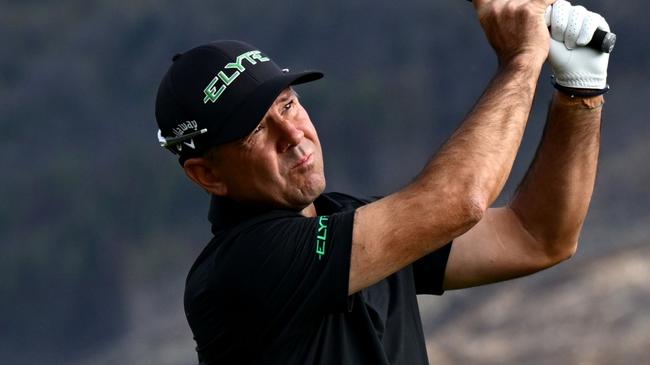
<box><xmin>412</xmin><ymin>242</ymin><xmax>453</xmax><ymax>295</ymax></box>
<box><xmin>223</xmin><ymin>210</ymin><xmax>355</xmax><ymax>319</ymax></box>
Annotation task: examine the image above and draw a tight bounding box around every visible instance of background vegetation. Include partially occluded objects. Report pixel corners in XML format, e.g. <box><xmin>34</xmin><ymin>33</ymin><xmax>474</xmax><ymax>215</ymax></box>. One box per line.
<box><xmin>2</xmin><ymin>0</ymin><xmax>648</xmax><ymax>364</ymax></box>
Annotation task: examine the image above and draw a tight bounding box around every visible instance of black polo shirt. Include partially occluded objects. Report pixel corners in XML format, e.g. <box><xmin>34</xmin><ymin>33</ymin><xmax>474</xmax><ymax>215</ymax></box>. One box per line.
<box><xmin>184</xmin><ymin>192</ymin><xmax>452</xmax><ymax>365</ymax></box>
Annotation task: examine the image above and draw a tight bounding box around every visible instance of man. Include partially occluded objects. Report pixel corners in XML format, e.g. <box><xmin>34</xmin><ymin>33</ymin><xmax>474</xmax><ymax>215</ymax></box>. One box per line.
<box><xmin>154</xmin><ymin>0</ymin><xmax>611</xmax><ymax>363</ymax></box>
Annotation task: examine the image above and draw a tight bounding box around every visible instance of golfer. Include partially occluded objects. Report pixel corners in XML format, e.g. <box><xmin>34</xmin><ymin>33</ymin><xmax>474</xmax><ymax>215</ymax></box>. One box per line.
<box><xmin>154</xmin><ymin>0</ymin><xmax>612</xmax><ymax>363</ymax></box>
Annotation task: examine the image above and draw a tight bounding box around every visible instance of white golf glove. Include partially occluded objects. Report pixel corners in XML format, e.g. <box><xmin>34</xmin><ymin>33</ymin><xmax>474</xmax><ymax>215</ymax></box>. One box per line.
<box><xmin>545</xmin><ymin>0</ymin><xmax>610</xmax><ymax>90</ymax></box>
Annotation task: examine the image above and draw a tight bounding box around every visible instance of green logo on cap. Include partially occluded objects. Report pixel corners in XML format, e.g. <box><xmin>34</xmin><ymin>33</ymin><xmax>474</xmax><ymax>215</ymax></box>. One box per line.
<box><xmin>203</xmin><ymin>50</ymin><xmax>270</xmax><ymax>104</ymax></box>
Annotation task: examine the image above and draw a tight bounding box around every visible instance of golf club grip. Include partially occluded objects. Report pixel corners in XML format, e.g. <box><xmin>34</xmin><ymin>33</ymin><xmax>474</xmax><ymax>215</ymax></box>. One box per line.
<box><xmin>463</xmin><ymin>0</ymin><xmax>616</xmax><ymax>53</ymax></box>
<box><xmin>588</xmin><ymin>28</ymin><xmax>616</xmax><ymax>53</ymax></box>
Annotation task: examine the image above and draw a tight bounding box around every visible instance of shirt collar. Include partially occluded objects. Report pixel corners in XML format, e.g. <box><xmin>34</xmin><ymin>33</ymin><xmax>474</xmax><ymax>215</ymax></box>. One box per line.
<box><xmin>208</xmin><ymin>193</ymin><xmax>344</xmax><ymax>233</ymax></box>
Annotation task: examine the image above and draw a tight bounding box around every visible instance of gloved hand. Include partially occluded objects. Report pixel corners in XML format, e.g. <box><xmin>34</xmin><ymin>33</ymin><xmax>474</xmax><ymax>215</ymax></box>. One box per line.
<box><xmin>545</xmin><ymin>0</ymin><xmax>610</xmax><ymax>90</ymax></box>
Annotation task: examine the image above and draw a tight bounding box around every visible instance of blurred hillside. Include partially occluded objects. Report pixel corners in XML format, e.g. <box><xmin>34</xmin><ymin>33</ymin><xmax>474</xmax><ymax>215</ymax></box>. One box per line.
<box><xmin>67</xmin><ymin>240</ymin><xmax>650</xmax><ymax>365</ymax></box>
<box><xmin>423</xmin><ymin>241</ymin><xmax>650</xmax><ymax>364</ymax></box>
<box><xmin>1</xmin><ymin>0</ymin><xmax>648</xmax><ymax>364</ymax></box>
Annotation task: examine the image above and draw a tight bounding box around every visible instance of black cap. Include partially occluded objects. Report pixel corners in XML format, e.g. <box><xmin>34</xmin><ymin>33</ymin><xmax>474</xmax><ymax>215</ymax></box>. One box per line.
<box><xmin>155</xmin><ymin>40</ymin><xmax>323</xmax><ymax>165</ymax></box>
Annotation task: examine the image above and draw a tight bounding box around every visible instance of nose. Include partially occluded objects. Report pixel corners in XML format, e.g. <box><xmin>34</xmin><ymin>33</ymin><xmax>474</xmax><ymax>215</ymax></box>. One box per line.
<box><xmin>274</xmin><ymin>118</ymin><xmax>304</xmax><ymax>153</ymax></box>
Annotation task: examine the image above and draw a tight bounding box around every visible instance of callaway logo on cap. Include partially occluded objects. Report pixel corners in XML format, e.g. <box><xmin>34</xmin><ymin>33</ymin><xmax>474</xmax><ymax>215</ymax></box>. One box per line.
<box><xmin>155</xmin><ymin>40</ymin><xmax>323</xmax><ymax>165</ymax></box>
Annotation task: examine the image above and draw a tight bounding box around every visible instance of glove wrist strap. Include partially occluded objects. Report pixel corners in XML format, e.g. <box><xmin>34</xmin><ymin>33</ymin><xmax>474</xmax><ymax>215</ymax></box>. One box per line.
<box><xmin>551</xmin><ymin>76</ymin><xmax>610</xmax><ymax>98</ymax></box>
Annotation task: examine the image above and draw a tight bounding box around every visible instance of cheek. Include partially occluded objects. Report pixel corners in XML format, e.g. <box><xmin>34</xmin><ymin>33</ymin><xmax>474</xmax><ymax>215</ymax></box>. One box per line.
<box><xmin>250</xmin><ymin>152</ymin><xmax>285</xmax><ymax>185</ymax></box>
<box><xmin>227</xmin><ymin>150</ymin><xmax>273</xmax><ymax>185</ymax></box>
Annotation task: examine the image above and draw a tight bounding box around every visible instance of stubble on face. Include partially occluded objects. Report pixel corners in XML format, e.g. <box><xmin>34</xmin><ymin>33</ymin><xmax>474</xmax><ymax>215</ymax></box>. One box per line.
<box><xmin>284</xmin><ymin>142</ymin><xmax>326</xmax><ymax>208</ymax></box>
<box><xmin>211</xmin><ymin>90</ymin><xmax>327</xmax><ymax>211</ymax></box>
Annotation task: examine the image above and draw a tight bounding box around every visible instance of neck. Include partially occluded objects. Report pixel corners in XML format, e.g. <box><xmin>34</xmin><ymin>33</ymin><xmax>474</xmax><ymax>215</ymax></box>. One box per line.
<box><xmin>300</xmin><ymin>203</ymin><xmax>318</xmax><ymax>217</ymax></box>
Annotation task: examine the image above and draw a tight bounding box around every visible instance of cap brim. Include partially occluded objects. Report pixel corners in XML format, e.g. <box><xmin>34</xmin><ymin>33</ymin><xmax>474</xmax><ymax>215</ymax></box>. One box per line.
<box><xmin>213</xmin><ymin>70</ymin><xmax>323</xmax><ymax>146</ymax></box>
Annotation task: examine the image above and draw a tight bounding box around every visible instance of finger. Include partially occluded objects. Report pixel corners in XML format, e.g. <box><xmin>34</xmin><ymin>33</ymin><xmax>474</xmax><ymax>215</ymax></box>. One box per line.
<box><xmin>594</xmin><ymin>12</ymin><xmax>611</xmax><ymax>32</ymax></box>
<box><xmin>575</xmin><ymin>11</ymin><xmax>597</xmax><ymax>46</ymax></box>
<box><xmin>550</xmin><ymin>0</ymin><xmax>571</xmax><ymax>42</ymax></box>
<box><xmin>564</xmin><ymin>5</ymin><xmax>587</xmax><ymax>49</ymax></box>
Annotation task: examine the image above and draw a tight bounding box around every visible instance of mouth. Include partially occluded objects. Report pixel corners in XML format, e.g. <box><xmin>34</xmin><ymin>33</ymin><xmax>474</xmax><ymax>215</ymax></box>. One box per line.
<box><xmin>292</xmin><ymin>153</ymin><xmax>313</xmax><ymax>169</ymax></box>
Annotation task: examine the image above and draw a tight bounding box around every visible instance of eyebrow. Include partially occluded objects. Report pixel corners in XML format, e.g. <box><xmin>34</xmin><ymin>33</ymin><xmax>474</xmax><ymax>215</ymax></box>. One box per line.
<box><xmin>275</xmin><ymin>88</ymin><xmax>299</xmax><ymax>105</ymax></box>
<box><xmin>241</xmin><ymin>89</ymin><xmax>299</xmax><ymax>144</ymax></box>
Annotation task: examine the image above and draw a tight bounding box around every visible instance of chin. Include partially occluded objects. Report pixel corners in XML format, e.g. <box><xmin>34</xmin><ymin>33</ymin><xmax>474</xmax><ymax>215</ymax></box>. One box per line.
<box><xmin>291</xmin><ymin>176</ymin><xmax>326</xmax><ymax>208</ymax></box>
<box><xmin>307</xmin><ymin>174</ymin><xmax>326</xmax><ymax>198</ymax></box>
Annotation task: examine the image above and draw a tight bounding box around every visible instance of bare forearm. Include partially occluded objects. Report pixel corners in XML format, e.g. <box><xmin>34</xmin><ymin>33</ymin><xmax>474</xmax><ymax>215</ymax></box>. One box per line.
<box><xmin>351</xmin><ymin>60</ymin><xmax>545</xmax><ymax>293</ymax></box>
<box><xmin>387</xmin><ymin>0</ymin><xmax>554</xmax><ymax>247</ymax></box>
<box><xmin>411</xmin><ymin>57</ymin><xmax>543</xmax><ymax>211</ymax></box>
<box><xmin>347</xmin><ymin>0</ymin><xmax>558</xmax><ymax>294</ymax></box>
<box><xmin>510</xmin><ymin>92</ymin><xmax>603</xmax><ymax>256</ymax></box>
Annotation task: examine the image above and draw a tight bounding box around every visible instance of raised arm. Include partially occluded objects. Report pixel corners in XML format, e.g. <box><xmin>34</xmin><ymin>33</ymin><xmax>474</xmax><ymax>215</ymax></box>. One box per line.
<box><xmin>442</xmin><ymin>0</ymin><xmax>611</xmax><ymax>289</ymax></box>
<box><xmin>444</xmin><ymin>92</ymin><xmax>603</xmax><ymax>289</ymax></box>
<box><xmin>347</xmin><ymin>0</ymin><xmax>556</xmax><ymax>294</ymax></box>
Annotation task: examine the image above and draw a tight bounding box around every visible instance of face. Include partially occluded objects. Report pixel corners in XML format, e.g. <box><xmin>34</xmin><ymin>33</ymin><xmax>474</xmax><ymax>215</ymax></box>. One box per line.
<box><xmin>210</xmin><ymin>88</ymin><xmax>326</xmax><ymax>211</ymax></box>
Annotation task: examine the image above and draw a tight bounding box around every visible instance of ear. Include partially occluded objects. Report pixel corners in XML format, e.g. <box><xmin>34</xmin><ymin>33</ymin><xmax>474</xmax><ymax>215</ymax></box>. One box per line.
<box><xmin>183</xmin><ymin>157</ymin><xmax>228</xmax><ymax>196</ymax></box>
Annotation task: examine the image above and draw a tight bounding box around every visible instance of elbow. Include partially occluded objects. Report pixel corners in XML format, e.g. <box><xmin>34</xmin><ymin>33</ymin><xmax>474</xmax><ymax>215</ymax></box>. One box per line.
<box><xmin>467</xmin><ymin>196</ymin><xmax>487</xmax><ymax>225</ymax></box>
<box><xmin>467</xmin><ymin>186</ymin><xmax>490</xmax><ymax>222</ymax></box>
<box><xmin>545</xmin><ymin>226</ymin><xmax>585</xmax><ymax>265</ymax></box>
<box><xmin>544</xmin><ymin>239</ymin><xmax>579</xmax><ymax>267</ymax></box>
<box><xmin>509</xmin><ymin>206</ymin><xmax>583</xmax><ymax>267</ymax></box>
<box><xmin>402</xmin><ymin>180</ymin><xmax>487</xmax><ymax>240</ymax></box>
<box><xmin>458</xmin><ymin>194</ymin><xmax>487</xmax><ymax>231</ymax></box>
<box><xmin>564</xmin><ymin>240</ymin><xmax>579</xmax><ymax>260</ymax></box>
<box><xmin>553</xmin><ymin>240</ymin><xmax>578</xmax><ymax>263</ymax></box>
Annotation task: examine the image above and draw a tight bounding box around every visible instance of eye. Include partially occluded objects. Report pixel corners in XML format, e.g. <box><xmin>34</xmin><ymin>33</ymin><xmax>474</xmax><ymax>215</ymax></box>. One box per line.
<box><xmin>282</xmin><ymin>100</ymin><xmax>294</xmax><ymax>113</ymax></box>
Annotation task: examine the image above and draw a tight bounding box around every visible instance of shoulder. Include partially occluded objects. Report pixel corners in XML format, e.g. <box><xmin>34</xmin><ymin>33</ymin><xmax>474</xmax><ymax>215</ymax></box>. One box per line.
<box><xmin>215</xmin><ymin>206</ymin><xmax>354</xmax><ymax>268</ymax></box>
<box><xmin>322</xmin><ymin>192</ymin><xmax>380</xmax><ymax>209</ymax></box>
<box><xmin>188</xmin><ymin>203</ymin><xmax>357</xmax><ymax>317</ymax></box>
